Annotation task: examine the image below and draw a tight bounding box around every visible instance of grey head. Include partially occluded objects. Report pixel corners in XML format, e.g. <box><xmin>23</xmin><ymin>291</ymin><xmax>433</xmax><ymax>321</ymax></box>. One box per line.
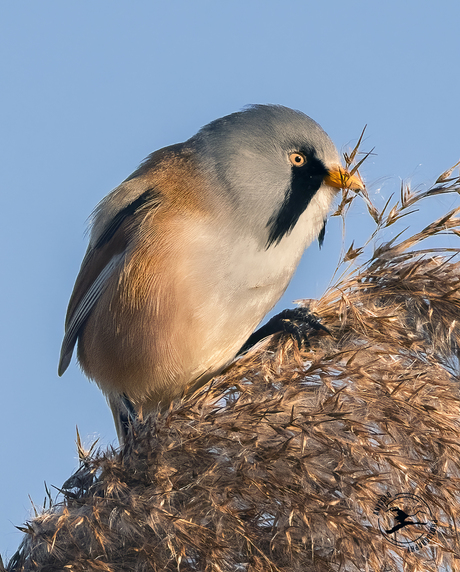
<box><xmin>188</xmin><ymin>104</ymin><xmax>341</xmax><ymax>247</ymax></box>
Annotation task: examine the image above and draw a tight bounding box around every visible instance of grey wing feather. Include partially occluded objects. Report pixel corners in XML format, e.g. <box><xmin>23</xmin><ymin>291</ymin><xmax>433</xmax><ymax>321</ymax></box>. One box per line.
<box><xmin>58</xmin><ymin>253</ymin><xmax>123</xmax><ymax>375</ymax></box>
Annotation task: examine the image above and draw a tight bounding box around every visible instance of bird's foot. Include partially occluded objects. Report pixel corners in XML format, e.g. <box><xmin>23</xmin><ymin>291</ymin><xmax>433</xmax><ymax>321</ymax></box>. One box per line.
<box><xmin>274</xmin><ymin>307</ymin><xmax>329</xmax><ymax>349</ymax></box>
<box><xmin>239</xmin><ymin>307</ymin><xmax>329</xmax><ymax>354</ymax></box>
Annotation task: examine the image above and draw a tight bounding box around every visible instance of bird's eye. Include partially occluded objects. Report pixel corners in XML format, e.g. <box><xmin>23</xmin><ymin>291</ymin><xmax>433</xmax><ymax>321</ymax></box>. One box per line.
<box><xmin>289</xmin><ymin>152</ymin><xmax>306</xmax><ymax>167</ymax></box>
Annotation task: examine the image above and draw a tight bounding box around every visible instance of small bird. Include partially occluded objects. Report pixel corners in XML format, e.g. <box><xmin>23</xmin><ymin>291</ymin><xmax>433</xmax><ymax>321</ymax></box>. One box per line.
<box><xmin>59</xmin><ymin>104</ymin><xmax>363</xmax><ymax>440</ymax></box>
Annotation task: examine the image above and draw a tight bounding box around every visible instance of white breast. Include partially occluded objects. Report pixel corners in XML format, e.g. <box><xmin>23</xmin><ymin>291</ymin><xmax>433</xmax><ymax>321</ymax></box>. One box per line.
<box><xmin>172</xmin><ymin>184</ymin><xmax>336</xmax><ymax>380</ymax></box>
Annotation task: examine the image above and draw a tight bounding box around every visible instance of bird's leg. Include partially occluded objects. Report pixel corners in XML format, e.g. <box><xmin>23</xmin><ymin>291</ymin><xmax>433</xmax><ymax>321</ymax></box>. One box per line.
<box><xmin>238</xmin><ymin>307</ymin><xmax>329</xmax><ymax>355</ymax></box>
<box><xmin>118</xmin><ymin>394</ymin><xmax>137</xmax><ymax>440</ymax></box>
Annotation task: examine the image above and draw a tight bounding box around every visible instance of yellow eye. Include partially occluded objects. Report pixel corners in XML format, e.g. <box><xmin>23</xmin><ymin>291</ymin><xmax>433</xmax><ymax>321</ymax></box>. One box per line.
<box><xmin>289</xmin><ymin>152</ymin><xmax>306</xmax><ymax>167</ymax></box>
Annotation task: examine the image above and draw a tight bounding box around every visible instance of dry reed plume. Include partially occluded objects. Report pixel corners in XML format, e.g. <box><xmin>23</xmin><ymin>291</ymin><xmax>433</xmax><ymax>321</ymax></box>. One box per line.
<box><xmin>5</xmin><ymin>144</ymin><xmax>460</xmax><ymax>572</ymax></box>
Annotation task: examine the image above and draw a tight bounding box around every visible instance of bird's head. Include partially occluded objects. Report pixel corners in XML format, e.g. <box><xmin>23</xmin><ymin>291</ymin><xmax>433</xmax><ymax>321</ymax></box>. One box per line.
<box><xmin>190</xmin><ymin>104</ymin><xmax>363</xmax><ymax>247</ymax></box>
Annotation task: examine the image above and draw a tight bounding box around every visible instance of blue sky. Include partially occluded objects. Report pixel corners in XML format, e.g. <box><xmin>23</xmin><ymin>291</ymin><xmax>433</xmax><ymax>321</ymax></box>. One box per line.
<box><xmin>1</xmin><ymin>1</ymin><xmax>459</xmax><ymax>559</ymax></box>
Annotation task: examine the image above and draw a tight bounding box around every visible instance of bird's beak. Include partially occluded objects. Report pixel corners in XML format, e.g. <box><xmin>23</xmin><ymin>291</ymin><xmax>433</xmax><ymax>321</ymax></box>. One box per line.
<box><xmin>324</xmin><ymin>166</ymin><xmax>364</xmax><ymax>191</ymax></box>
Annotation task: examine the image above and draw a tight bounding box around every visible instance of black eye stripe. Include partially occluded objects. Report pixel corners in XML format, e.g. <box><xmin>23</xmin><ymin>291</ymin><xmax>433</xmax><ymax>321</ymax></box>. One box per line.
<box><xmin>266</xmin><ymin>151</ymin><xmax>328</xmax><ymax>248</ymax></box>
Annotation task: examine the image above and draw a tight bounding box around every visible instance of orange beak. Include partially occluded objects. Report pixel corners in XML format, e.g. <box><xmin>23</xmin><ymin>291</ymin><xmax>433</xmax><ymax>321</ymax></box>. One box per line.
<box><xmin>324</xmin><ymin>165</ymin><xmax>364</xmax><ymax>191</ymax></box>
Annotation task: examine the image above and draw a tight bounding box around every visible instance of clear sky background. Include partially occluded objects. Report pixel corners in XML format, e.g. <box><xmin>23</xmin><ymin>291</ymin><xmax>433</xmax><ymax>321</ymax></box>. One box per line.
<box><xmin>1</xmin><ymin>0</ymin><xmax>459</xmax><ymax>559</ymax></box>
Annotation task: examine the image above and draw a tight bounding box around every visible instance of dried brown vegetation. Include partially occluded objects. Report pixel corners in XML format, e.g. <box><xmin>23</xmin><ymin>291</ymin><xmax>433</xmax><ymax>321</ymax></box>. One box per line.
<box><xmin>7</xmin><ymin>152</ymin><xmax>460</xmax><ymax>572</ymax></box>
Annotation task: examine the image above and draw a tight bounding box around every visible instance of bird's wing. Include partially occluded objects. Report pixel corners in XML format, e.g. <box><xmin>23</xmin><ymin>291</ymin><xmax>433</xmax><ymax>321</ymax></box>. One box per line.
<box><xmin>58</xmin><ymin>188</ymin><xmax>160</xmax><ymax>375</ymax></box>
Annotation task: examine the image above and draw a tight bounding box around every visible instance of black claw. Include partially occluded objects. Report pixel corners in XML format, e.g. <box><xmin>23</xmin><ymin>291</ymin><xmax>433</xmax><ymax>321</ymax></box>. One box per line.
<box><xmin>280</xmin><ymin>319</ymin><xmax>309</xmax><ymax>349</ymax></box>
<box><xmin>239</xmin><ymin>308</ymin><xmax>329</xmax><ymax>355</ymax></box>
